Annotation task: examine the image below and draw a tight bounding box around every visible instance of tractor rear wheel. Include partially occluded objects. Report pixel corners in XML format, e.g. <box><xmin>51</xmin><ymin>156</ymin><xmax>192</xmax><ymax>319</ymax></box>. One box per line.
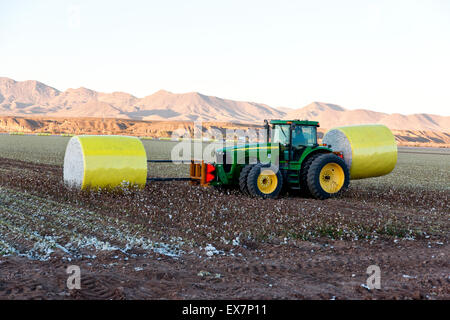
<box><xmin>239</xmin><ymin>164</ymin><xmax>254</xmax><ymax>195</ymax></box>
<box><xmin>306</xmin><ymin>153</ymin><xmax>349</xmax><ymax>200</ymax></box>
<box><xmin>299</xmin><ymin>153</ymin><xmax>320</xmax><ymax>196</ymax></box>
<box><xmin>247</xmin><ymin>163</ymin><xmax>283</xmax><ymax>199</ymax></box>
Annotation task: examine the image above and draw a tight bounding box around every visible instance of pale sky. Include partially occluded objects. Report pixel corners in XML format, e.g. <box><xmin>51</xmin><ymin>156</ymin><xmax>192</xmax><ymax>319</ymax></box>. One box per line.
<box><xmin>1</xmin><ymin>0</ymin><xmax>449</xmax><ymax>116</ymax></box>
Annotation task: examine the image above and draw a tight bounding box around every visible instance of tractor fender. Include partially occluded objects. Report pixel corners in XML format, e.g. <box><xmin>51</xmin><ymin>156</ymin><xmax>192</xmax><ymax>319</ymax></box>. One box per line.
<box><xmin>299</xmin><ymin>147</ymin><xmax>332</xmax><ymax>169</ymax></box>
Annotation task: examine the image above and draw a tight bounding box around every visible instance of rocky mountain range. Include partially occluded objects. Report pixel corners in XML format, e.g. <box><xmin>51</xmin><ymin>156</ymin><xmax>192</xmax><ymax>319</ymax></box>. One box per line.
<box><xmin>0</xmin><ymin>77</ymin><xmax>448</xmax><ymax>132</ymax></box>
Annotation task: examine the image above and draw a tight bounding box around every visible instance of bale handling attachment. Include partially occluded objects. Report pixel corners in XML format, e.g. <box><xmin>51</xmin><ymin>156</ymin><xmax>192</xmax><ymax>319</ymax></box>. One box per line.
<box><xmin>146</xmin><ymin>159</ymin><xmax>213</xmax><ymax>186</ymax></box>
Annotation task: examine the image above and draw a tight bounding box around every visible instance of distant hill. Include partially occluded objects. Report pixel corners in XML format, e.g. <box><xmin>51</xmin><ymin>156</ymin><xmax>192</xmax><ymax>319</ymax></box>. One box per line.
<box><xmin>0</xmin><ymin>77</ymin><xmax>283</xmax><ymax>123</ymax></box>
<box><xmin>0</xmin><ymin>77</ymin><xmax>448</xmax><ymax>133</ymax></box>
<box><xmin>285</xmin><ymin>102</ymin><xmax>449</xmax><ymax>132</ymax></box>
<box><xmin>275</xmin><ymin>106</ymin><xmax>294</xmax><ymax>113</ymax></box>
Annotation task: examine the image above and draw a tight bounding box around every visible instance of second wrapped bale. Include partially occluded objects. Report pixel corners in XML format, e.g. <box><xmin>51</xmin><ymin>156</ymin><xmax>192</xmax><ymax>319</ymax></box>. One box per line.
<box><xmin>322</xmin><ymin>124</ymin><xmax>397</xmax><ymax>179</ymax></box>
<box><xmin>63</xmin><ymin>135</ymin><xmax>148</xmax><ymax>190</ymax></box>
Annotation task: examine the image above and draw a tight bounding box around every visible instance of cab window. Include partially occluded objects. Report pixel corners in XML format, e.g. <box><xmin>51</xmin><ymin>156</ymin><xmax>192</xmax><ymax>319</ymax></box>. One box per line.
<box><xmin>292</xmin><ymin>126</ymin><xmax>317</xmax><ymax>147</ymax></box>
<box><xmin>271</xmin><ymin>124</ymin><xmax>290</xmax><ymax>145</ymax></box>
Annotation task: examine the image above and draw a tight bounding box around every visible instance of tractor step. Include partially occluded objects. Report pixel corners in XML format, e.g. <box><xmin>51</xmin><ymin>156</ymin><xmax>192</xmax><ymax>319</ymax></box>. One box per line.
<box><xmin>285</xmin><ymin>169</ymin><xmax>300</xmax><ymax>189</ymax></box>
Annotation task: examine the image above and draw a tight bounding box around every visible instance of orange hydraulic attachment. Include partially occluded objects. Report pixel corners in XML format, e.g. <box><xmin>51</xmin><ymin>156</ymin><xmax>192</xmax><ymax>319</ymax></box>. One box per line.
<box><xmin>189</xmin><ymin>160</ymin><xmax>215</xmax><ymax>186</ymax></box>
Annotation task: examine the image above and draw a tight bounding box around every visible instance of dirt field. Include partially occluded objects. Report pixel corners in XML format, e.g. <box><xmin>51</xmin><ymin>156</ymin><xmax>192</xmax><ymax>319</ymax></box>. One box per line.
<box><xmin>0</xmin><ymin>137</ymin><xmax>448</xmax><ymax>300</ymax></box>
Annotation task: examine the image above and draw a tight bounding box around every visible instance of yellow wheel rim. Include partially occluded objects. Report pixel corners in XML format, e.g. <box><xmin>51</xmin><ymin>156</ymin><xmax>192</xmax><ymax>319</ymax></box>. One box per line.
<box><xmin>319</xmin><ymin>163</ymin><xmax>345</xmax><ymax>194</ymax></box>
<box><xmin>257</xmin><ymin>169</ymin><xmax>278</xmax><ymax>194</ymax></box>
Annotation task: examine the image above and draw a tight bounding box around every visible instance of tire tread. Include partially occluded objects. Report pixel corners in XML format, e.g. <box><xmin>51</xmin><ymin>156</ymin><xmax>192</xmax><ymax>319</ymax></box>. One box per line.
<box><xmin>306</xmin><ymin>153</ymin><xmax>350</xmax><ymax>200</ymax></box>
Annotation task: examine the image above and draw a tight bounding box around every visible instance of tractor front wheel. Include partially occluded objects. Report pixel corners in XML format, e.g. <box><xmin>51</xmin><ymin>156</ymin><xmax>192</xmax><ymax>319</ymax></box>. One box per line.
<box><xmin>306</xmin><ymin>154</ymin><xmax>349</xmax><ymax>200</ymax></box>
<box><xmin>247</xmin><ymin>163</ymin><xmax>283</xmax><ymax>199</ymax></box>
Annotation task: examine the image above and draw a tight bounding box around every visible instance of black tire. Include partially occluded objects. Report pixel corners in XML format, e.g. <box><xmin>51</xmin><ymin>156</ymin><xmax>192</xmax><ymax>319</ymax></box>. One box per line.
<box><xmin>247</xmin><ymin>163</ymin><xmax>283</xmax><ymax>199</ymax></box>
<box><xmin>299</xmin><ymin>153</ymin><xmax>321</xmax><ymax>196</ymax></box>
<box><xmin>239</xmin><ymin>164</ymin><xmax>254</xmax><ymax>195</ymax></box>
<box><xmin>306</xmin><ymin>153</ymin><xmax>350</xmax><ymax>200</ymax></box>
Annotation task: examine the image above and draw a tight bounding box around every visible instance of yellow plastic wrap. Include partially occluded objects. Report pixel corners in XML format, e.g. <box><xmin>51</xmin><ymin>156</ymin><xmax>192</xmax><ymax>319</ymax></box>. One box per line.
<box><xmin>64</xmin><ymin>135</ymin><xmax>147</xmax><ymax>190</ymax></box>
<box><xmin>323</xmin><ymin>124</ymin><xmax>397</xmax><ymax>180</ymax></box>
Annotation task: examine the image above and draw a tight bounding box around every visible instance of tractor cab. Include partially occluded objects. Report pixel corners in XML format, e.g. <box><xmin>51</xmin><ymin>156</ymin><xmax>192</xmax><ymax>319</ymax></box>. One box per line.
<box><xmin>266</xmin><ymin>120</ymin><xmax>320</xmax><ymax>161</ymax></box>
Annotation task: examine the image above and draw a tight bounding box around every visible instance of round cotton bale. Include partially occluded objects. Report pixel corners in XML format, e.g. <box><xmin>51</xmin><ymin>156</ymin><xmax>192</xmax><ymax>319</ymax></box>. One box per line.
<box><xmin>63</xmin><ymin>135</ymin><xmax>147</xmax><ymax>190</ymax></box>
<box><xmin>322</xmin><ymin>124</ymin><xmax>397</xmax><ymax>180</ymax></box>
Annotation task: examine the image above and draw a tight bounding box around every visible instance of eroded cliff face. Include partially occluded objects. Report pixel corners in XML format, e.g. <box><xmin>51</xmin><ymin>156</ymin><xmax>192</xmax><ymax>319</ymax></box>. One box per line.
<box><xmin>0</xmin><ymin>116</ymin><xmax>448</xmax><ymax>148</ymax></box>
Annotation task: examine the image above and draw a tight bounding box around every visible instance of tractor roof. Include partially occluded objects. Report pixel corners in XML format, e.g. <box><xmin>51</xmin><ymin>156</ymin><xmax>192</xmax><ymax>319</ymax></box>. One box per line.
<box><xmin>270</xmin><ymin>119</ymin><xmax>320</xmax><ymax>126</ymax></box>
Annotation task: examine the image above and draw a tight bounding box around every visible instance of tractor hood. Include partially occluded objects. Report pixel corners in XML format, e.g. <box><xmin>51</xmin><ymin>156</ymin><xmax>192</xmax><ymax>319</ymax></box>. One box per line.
<box><xmin>215</xmin><ymin>142</ymin><xmax>280</xmax><ymax>165</ymax></box>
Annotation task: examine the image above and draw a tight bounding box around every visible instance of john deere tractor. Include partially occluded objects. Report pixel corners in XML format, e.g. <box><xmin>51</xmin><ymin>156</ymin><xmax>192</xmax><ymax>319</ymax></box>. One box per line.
<box><xmin>190</xmin><ymin>120</ymin><xmax>350</xmax><ymax>200</ymax></box>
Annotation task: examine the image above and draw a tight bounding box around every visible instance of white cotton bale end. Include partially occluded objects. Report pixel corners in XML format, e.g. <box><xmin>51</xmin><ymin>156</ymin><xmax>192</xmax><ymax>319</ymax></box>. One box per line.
<box><xmin>63</xmin><ymin>135</ymin><xmax>148</xmax><ymax>190</ymax></box>
<box><xmin>322</xmin><ymin>124</ymin><xmax>397</xmax><ymax>180</ymax></box>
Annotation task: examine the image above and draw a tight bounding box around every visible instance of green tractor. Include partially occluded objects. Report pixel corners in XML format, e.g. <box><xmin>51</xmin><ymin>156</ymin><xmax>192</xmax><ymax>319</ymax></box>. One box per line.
<box><xmin>191</xmin><ymin>119</ymin><xmax>350</xmax><ymax>200</ymax></box>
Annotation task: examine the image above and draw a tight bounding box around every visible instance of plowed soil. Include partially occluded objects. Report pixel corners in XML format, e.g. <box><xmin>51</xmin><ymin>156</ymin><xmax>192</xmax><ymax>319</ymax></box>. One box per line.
<box><xmin>0</xmin><ymin>157</ymin><xmax>448</xmax><ymax>300</ymax></box>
